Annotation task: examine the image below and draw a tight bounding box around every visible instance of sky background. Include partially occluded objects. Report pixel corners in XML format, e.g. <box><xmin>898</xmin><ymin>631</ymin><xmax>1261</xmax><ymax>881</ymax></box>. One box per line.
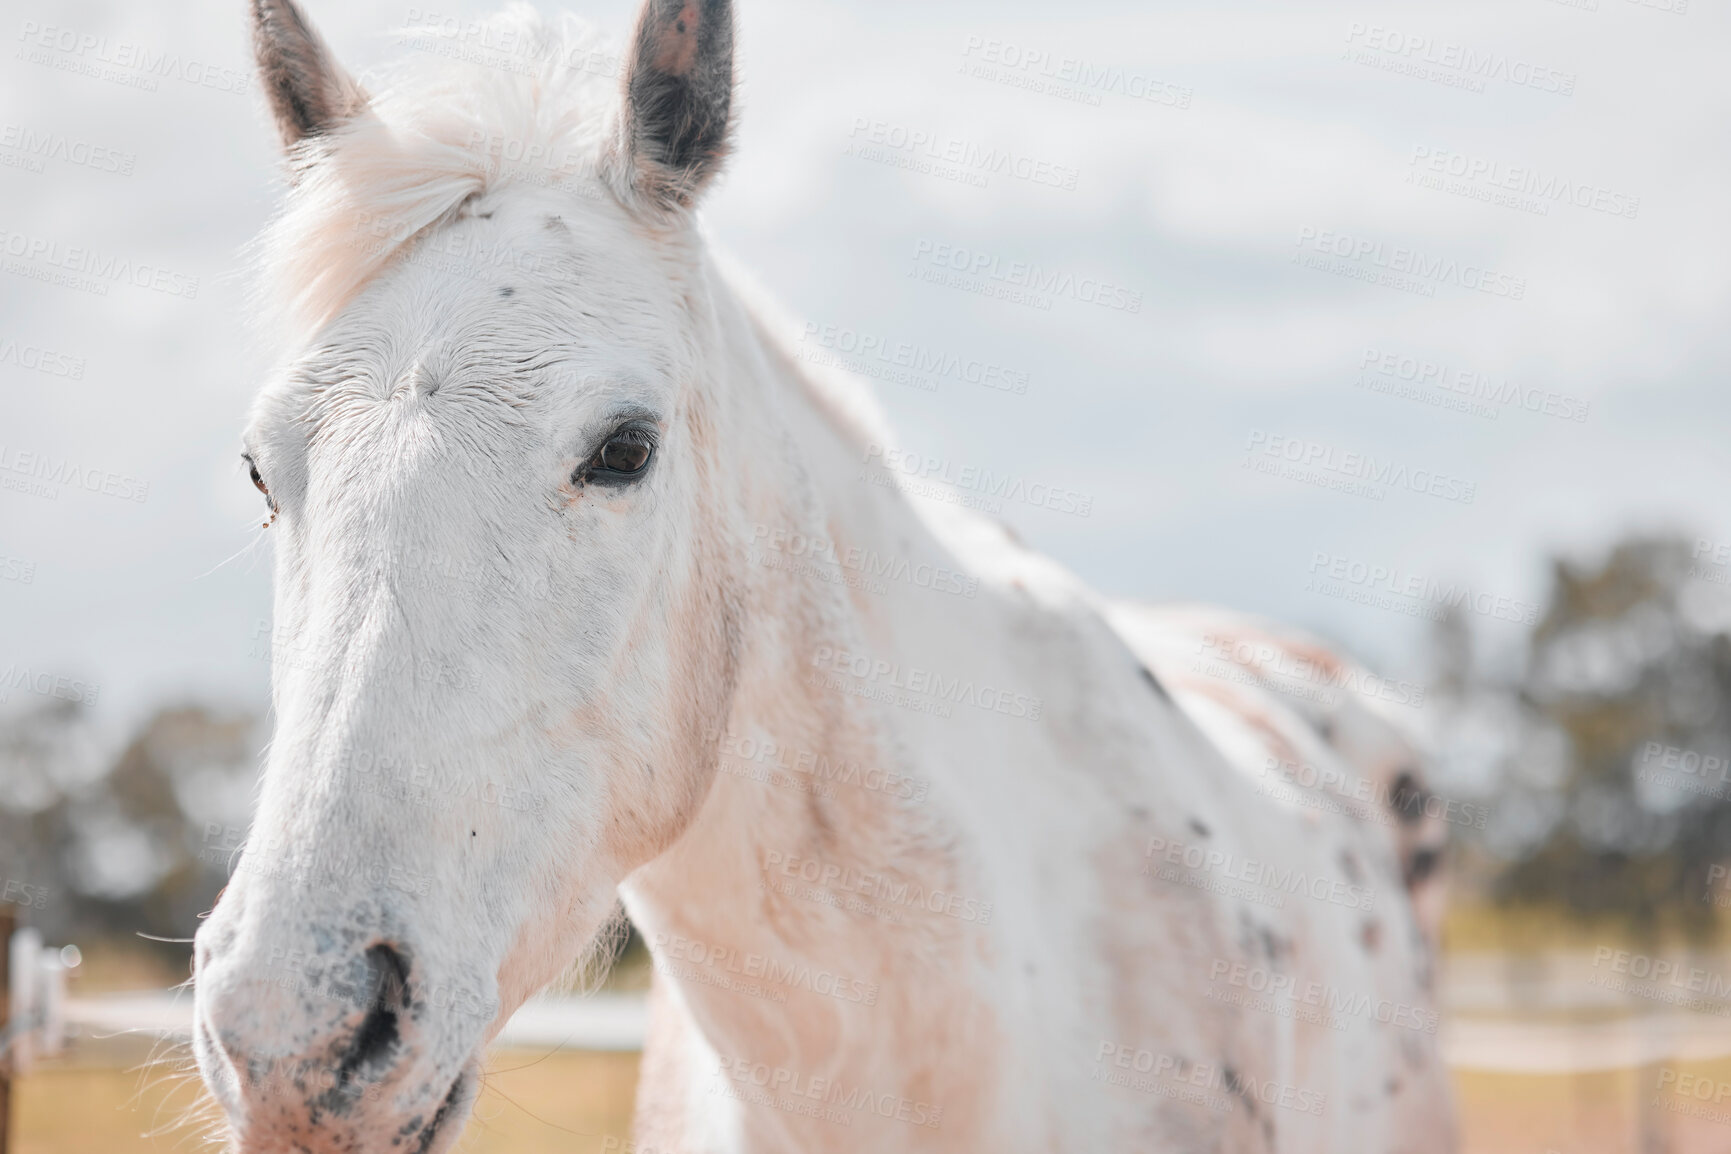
<box><xmin>2</xmin><ymin>0</ymin><xmax>1728</xmax><ymax>730</ymax></box>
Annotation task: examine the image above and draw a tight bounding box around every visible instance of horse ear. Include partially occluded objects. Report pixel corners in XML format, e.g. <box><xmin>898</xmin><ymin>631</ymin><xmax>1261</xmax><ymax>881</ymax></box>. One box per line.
<box><xmin>617</xmin><ymin>0</ymin><xmax>735</xmax><ymax>210</ymax></box>
<box><xmin>251</xmin><ymin>0</ymin><xmax>367</xmax><ymax>153</ymax></box>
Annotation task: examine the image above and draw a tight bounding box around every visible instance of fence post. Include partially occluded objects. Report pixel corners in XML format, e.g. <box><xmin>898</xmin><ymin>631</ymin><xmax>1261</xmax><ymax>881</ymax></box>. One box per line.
<box><xmin>0</xmin><ymin>902</ymin><xmax>14</xmax><ymax>1154</ymax></box>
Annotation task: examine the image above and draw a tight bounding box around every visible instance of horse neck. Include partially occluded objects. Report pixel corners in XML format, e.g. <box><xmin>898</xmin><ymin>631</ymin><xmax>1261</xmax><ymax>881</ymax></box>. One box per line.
<box><xmin>619</xmin><ymin>266</ymin><xmax>1004</xmax><ymax>1112</ymax></box>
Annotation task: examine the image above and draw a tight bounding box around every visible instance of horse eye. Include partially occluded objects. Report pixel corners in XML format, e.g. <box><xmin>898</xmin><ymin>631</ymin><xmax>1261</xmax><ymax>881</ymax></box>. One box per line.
<box><xmin>600</xmin><ymin>438</ymin><xmax>651</xmax><ymax>473</ymax></box>
<box><xmin>582</xmin><ymin>427</ymin><xmax>656</xmax><ymax>484</ymax></box>
<box><xmin>244</xmin><ymin>454</ymin><xmax>277</xmax><ymax>515</ymax></box>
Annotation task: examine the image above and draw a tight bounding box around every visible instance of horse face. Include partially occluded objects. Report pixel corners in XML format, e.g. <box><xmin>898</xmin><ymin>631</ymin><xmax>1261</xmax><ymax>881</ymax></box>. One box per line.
<box><xmin>193</xmin><ymin>3</ymin><xmax>738</xmax><ymax>1150</ymax></box>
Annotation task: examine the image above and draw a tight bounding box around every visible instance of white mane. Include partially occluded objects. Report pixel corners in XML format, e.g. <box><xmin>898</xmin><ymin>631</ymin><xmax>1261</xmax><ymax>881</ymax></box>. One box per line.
<box><xmin>258</xmin><ymin>6</ymin><xmax>621</xmax><ymax>343</ymax></box>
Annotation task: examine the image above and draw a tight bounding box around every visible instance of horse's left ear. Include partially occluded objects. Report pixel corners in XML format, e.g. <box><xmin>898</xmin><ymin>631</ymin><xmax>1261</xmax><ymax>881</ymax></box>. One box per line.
<box><xmin>251</xmin><ymin>0</ymin><xmax>367</xmax><ymax>155</ymax></box>
<box><xmin>615</xmin><ymin>0</ymin><xmax>735</xmax><ymax>211</ymax></box>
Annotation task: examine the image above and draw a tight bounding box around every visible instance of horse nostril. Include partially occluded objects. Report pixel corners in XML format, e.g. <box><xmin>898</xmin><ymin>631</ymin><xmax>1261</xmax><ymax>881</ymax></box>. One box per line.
<box><xmin>338</xmin><ymin>943</ymin><xmax>410</xmax><ymax>1081</ymax></box>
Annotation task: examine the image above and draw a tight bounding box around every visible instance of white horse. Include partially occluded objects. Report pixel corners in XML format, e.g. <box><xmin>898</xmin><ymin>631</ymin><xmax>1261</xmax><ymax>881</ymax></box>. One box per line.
<box><xmin>193</xmin><ymin>2</ymin><xmax>1456</xmax><ymax>1150</ymax></box>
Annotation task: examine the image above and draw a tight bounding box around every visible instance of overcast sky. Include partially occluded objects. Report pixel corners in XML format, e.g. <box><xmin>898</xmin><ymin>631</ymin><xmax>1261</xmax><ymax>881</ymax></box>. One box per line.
<box><xmin>2</xmin><ymin>0</ymin><xmax>1728</xmax><ymax>728</ymax></box>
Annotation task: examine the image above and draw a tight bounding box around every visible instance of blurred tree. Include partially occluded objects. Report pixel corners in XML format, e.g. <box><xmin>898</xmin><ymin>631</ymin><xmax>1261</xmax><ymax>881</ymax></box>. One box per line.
<box><xmin>0</xmin><ymin>701</ymin><xmax>258</xmax><ymax>951</ymax></box>
<box><xmin>1484</xmin><ymin>536</ymin><xmax>1731</xmax><ymax>939</ymax></box>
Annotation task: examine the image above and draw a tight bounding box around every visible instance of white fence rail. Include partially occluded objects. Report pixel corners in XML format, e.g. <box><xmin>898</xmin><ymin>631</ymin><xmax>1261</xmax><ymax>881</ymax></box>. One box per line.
<box><xmin>17</xmin><ymin>941</ymin><xmax>1731</xmax><ymax>1073</ymax></box>
<box><xmin>60</xmin><ymin>987</ymin><xmax>649</xmax><ymax>1053</ymax></box>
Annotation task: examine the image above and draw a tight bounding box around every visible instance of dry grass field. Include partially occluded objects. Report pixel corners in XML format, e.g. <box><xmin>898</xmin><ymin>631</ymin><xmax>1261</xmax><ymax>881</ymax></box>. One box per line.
<box><xmin>16</xmin><ymin>912</ymin><xmax>1731</xmax><ymax>1153</ymax></box>
<box><xmin>15</xmin><ymin>1045</ymin><xmax>641</xmax><ymax>1154</ymax></box>
<box><xmin>19</xmin><ymin>1049</ymin><xmax>1731</xmax><ymax>1153</ymax></box>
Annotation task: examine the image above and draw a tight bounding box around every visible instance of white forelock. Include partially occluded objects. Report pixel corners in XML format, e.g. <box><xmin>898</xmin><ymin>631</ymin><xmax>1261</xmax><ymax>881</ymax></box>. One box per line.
<box><xmin>257</xmin><ymin>4</ymin><xmax>623</xmax><ymax>346</ymax></box>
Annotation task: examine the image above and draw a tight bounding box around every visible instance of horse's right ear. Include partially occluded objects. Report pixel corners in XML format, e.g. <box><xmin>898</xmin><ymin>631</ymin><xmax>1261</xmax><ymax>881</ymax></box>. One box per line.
<box><xmin>251</xmin><ymin>0</ymin><xmax>366</xmax><ymax>155</ymax></box>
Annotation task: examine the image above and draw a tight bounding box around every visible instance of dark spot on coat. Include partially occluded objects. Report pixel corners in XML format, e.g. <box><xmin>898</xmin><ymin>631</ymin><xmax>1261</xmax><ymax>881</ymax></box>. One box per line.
<box><xmin>1188</xmin><ymin>817</ymin><xmax>1211</xmax><ymax>838</ymax></box>
<box><xmin>1407</xmin><ymin>845</ymin><xmax>1442</xmax><ymax>886</ymax></box>
<box><xmin>1338</xmin><ymin>848</ymin><xmax>1362</xmax><ymax>884</ymax></box>
<box><xmin>498</xmin><ymin>285</ymin><xmax>514</xmax><ymax>298</ymax></box>
<box><xmin>1140</xmin><ymin>666</ymin><xmax>1172</xmax><ymax>702</ymax></box>
<box><xmin>1361</xmin><ymin>919</ymin><xmax>1382</xmax><ymax>954</ymax></box>
<box><xmin>412</xmin><ymin>1071</ymin><xmax>467</xmax><ymax>1154</ymax></box>
<box><xmin>1390</xmin><ymin>771</ymin><xmax>1428</xmax><ymax>827</ymax></box>
<box><xmin>1223</xmin><ymin>1064</ymin><xmax>1260</xmax><ymax>1119</ymax></box>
